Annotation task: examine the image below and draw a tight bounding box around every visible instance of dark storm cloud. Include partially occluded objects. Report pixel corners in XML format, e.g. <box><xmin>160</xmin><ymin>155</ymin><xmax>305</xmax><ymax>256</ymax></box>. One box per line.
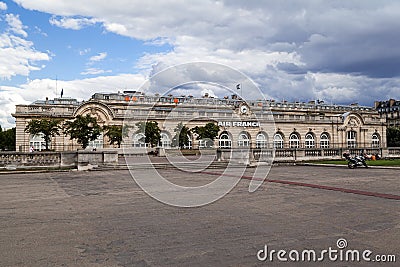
<box><xmin>285</xmin><ymin>2</ymin><xmax>400</xmax><ymax>78</ymax></box>
<box><xmin>299</xmin><ymin>28</ymin><xmax>400</xmax><ymax>78</ymax></box>
<box><xmin>226</xmin><ymin>1</ymin><xmax>400</xmax><ymax>78</ymax></box>
<box><xmin>8</xmin><ymin>0</ymin><xmax>400</xmax><ymax>114</ymax></box>
<box><xmin>276</xmin><ymin>62</ymin><xmax>306</xmax><ymax>75</ymax></box>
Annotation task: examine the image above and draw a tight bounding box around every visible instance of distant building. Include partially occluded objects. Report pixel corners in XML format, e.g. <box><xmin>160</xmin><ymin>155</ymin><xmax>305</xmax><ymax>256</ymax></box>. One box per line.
<box><xmin>13</xmin><ymin>91</ymin><xmax>386</xmax><ymax>152</ymax></box>
<box><xmin>375</xmin><ymin>99</ymin><xmax>400</xmax><ymax>127</ymax></box>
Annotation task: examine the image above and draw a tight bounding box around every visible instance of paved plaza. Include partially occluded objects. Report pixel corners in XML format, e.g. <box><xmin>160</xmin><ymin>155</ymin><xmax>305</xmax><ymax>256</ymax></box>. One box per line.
<box><xmin>0</xmin><ymin>164</ymin><xmax>399</xmax><ymax>266</ymax></box>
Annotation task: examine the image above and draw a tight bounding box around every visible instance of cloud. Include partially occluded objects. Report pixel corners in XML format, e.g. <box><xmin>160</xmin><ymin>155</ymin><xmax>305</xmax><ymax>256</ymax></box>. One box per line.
<box><xmin>0</xmin><ymin>87</ymin><xmax>28</xmax><ymax>129</ymax></box>
<box><xmin>0</xmin><ymin>9</ymin><xmax>50</xmax><ymax>80</ymax></box>
<box><xmin>312</xmin><ymin>73</ymin><xmax>400</xmax><ymax>104</ymax></box>
<box><xmin>80</xmin><ymin>52</ymin><xmax>109</xmax><ymax>75</ymax></box>
<box><xmin>33</xmin><ymin>26</ymin><xmax>48</xmax><ymax>37</ymax></box>
<box><xmin>49</xmin><ymin>16</ymin><xmax>97</xmax><ymax>30</ymax></box>
<box><xmin>0</xmin><ymin>33</ymin><xmax>50</xmax><ymax>79</ymax></box>
<box><xmin>103</xmin><ymin>22</ymin><xmax>127</xmax><ymax>36</ymax></box>
<box><xmin>79</xmin><ymin>48</ymin><xmax>91</xmax><ymax>55</ymax></box>
<box><xmin>89</xmin><ymin>52</ymin><xmax>107</xmax><ymax>62</ymax></box>
<box><xmin>14</xmin><ymin>1</ymin><xmax>400</xmax><ymax>80</ymax></box>
<box><xmin>80</xmin><ymin>68</ymin><xmax>111</xmax><ymax>75</ymax></box>
<box><xmin>0</xmin><ymin>73</ymin><xmax>146</xmax><ymax>128</ymax></box>
<box><xmin>5</xmin><ymin>13</ymin><xmax>28</xmax><ymax>37</ymax></box>
<box><xmin>0</xmin><ymin>2</ymin><xmax>6</xmax><ymax>10</ymax></box>
<box><xmin>5</xmin><ymin>0</ymin><xmax>400</xmax><ymax>114</ymax></box>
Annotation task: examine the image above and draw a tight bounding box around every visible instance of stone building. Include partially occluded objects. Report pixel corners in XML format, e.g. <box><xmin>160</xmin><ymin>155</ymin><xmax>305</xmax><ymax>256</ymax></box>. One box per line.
<box><xmin>375</xmin><ymin>99</ymin><xmax>400</xmax><ymax>127</ymax></box>
<box><xmin>13</xmin><ymin>91</ymin><xmax>386</xmax><ymax>152</ymax></box>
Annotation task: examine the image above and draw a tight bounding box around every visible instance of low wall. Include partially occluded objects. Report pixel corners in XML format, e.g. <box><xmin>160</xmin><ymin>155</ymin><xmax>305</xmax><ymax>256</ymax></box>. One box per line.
<box><xmin>163</xmin><ymin>148</ymin><xmax>216</xmax><ymax>157</ymax></box>
<box><xmin>119</xmin><ymin>147</ymin><xmax>217</xmax><ymax>157</ymax></box>
<box><xmin>387</xmin><ymin>147</ymin><xmax>400</xmax><ymax>157</ymax></box>
<box><xmin>2</xmin><ymin>147</ymin><xmax>398</xmax><ymax>171</ymax></box>
<box><xmin>0</xmin><ymin>151</ymin><xmax>118</xmax><ymax>171</ymax></box>
<box><xmin>217</xmin><ymin>147</ymin><xmax>399</xmax><ymax>163</ymax></box>
<box><xmin>76</xmin><ymin>151</ymin><xmax>118</xmax><ymax>170</ymax></box>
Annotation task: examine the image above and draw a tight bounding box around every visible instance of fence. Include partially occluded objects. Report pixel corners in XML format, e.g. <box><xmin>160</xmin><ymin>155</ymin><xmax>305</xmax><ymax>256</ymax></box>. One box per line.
<box><xmin>217</xmin><ymin>147</ymin><xmax>399</xmax><ymax>163</ymax></box>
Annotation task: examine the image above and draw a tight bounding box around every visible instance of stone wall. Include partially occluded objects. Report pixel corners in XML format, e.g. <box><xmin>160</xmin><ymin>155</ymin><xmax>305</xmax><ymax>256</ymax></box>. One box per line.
<box><xmin>0</xmin><ymin>151</ymin><xmax>118</xmax><ymax>171</ymax></box>
<box><xmin>217</xmin><ymin>147</ymin><xmax>399</xmax><ymax>163</ymax></box>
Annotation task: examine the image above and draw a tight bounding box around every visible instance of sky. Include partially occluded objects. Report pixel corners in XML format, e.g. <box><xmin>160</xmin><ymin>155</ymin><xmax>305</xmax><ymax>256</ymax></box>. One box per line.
<box><xmin>1</xmin><ymin>0</ymin><xmax>400</xmax><ymax>129</ymax></box>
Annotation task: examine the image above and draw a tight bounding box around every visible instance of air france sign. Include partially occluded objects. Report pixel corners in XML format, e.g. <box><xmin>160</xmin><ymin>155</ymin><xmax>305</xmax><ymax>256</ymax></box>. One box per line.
<box><xmin>218</xmin><ymin>121</ymin><xmax>260</xmax><ymax>127</ymax></box>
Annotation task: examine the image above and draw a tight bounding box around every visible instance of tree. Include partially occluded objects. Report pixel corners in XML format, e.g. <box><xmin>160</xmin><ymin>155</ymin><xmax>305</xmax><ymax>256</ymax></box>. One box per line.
<box><xmin>172</xmin><ymin>122</ymin><xmax>190</xmax><ymax>148</ymax></box>
<box><xmin>191</xmin><ymin>122</ymin><xmax>220</xmax><ymax>147</ymax></box>
<box><xmin>24</xmin><ymin>118</ymin><xmax>62</xmax><ymax>150</ymax></box>
<box><xmin>0</xmin><ymin>126</ymin><xmax>16</xmax><ymax>151</ymax></box>
<box><xmin>103</xmin><ymin>125</ymin><xmax>128</xmax><ymax>148</ymax></box>
<box><xmin>64</xmin><ymin>114</ymin><xmax>102</xmax><ymax>149</ymax></box>
<box><xmin>387</xmin><ymin>127</ymin><xmax>400</xmax><ymax>147</ymax></box>
<box><xmin>135</xmin><ymin>121</ymin><xmax>161</xmax><ymax>148</ymax></box>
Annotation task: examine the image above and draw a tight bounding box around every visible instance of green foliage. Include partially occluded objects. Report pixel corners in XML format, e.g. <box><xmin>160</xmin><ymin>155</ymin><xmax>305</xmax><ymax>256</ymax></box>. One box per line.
<box><xmin>0</xmin><ymin>126</ymin><xmax>16</xmax><ymax>151</ymax></box>
<box><xmin>172</xmin><ymin>122</ymin><xmax>190</xmax><ymax>148</ymax></box>
<box><xmin>135</xmin><ymin>121</ymin><xmax>161</xmax><ymax>148</ymax></box>
<box><xmin>103</xmin><ymin>125</ymin><xmax>128</xmax><ymax>148</ymax></box>
<box><xmin>64</xmin><ymin>115</ymin><xmax>102</xmax><ymax>149</ymax></box>
<box><xmin>191</xmin><ymin>122</ymin><xmax>219</xmax><ymax>148</ymax></box>
<box><xmin>387</xmin><ymin>127</ymin><xmax>400</xmax><ymax>147</ymax></box>
<box><xmin>192</xmin><ymin>122</ymin><xmax>220</xmax><ymax>140</ymax></box>
<box><xmin>122</xmin><ymin>124</ymin><xmax>130</xmax><ymax>139</ymax></box>
<box><xmin>24</xmin><ymin>118</ymin><xmax>62</xmax><ymax>150</ymax></box>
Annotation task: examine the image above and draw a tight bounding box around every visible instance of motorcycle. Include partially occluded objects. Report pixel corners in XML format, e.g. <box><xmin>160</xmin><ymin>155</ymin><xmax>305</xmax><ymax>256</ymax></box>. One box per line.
<box><xmin>343</xmin><ymin>153</ymin><xmax>368</xmax><ymax>169</ymax></box>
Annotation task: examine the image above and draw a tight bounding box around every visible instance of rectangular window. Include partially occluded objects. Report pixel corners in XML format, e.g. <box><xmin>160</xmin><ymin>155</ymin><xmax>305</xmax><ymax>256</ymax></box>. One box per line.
<box><xmin>347</xmin><ymin>131</ymin><xmax>357</xmax><ymax>148</ymax></box>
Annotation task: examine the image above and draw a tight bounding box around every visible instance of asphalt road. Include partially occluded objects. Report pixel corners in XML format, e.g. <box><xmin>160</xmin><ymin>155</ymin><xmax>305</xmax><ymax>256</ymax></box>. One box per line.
<box><xmin>0</xmin><ymin>165</ymin><xmax>399</xmax><ymax>266</ymax></box>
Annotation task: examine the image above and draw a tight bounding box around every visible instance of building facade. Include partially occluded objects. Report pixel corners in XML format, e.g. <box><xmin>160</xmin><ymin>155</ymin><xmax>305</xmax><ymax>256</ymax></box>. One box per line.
<box><xmin>13</xmin><ymin>91</ymin><xmax>386</xmax><ymax>152</ymax></box>
<box><xmin>375</xmin><ymin>99</ymin><xmax>400</xmax><ymax>127</ymax></box>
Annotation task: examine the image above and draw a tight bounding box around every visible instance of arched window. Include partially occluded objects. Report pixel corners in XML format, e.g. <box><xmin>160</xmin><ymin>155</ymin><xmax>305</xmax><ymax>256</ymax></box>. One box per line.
<box><xmin>320</xmin><ymin>133</ymin><xmax>330</xmax><ymax>148</ymax></box>
<box><xmin>219</xmin><ymin>132</ymin><xmax>232</xmax><ymax>148</ymax></box>
<box><xmin>160</xmin><ymin>132</ymin><xmax>171</xmax><ymax>148</ymax></box>
<box><xmin>372</xmin><ymin>133</ymin><xmax>380</xmax><ymax>148</ymax></box>
<box><xmin>347</xmin><ymin>131</ymin><xmax>357</xmax><ymax>148</ymax></box>
<box><xmin>305</xmin><ymin>133</ymin><xmax>315</xmax><ymax>148</ymax></box>
<box><xmin>256</xmin><ymin>132</ymin><xmax>268</xmax><ymax>148</ymax></box>
<box><xmin>238</xmin><ymin>132</ymin><xmax>250</xmax><ymax>147</ymax></box>
<box><xmin>184</xmin><ymin>134</ymin><xmax>192</xmax><ymax>149</ymax></box>
<box><xmin>133</xmin><ymin>133</ymin><xmax>147</xmax><ymax>147</ymax></box>
<box><xmin>29</xmin><ymin>133</ymin><xmax>47</xmax><ymax>151</ymax></box>
<box><xmin>289</xmin><ymin>133</ymin><xmax>300</xmax><ymax>148</ymax></box>
<box><xmin>273</xmin><ymin>133</ymin><xmax>284</xmax><ymax>148</ymax></box>
<box><xmin>199</xmin><ymin>139</ymin><xmax>211</xmax><ymax>148</ymax></box>
<box><xmin>89</xmin><ymin>133</ymin><xmax>103</xmax><ymax>149</ymax></box>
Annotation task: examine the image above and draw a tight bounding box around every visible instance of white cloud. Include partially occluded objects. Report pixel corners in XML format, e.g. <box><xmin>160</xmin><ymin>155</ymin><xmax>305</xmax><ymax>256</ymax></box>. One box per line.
<box><xmin>0</xmin><ymin>33</ymin><xmax>50</xmax><ymax>79</ymax></box>
<box><xmin>0</xmin><ymin>87</ymin><xmax>29</xmax><ymax>129</ymax></box>
<box><xmin>5</xmin><ymin>13</ymin><xmax>28</xmax><ymax>37</ymax></box>
<box><xmin>103</xmin><ymin>22</ymin><xmax>127</xmax><ymax>36</ymax></box>
<box><xmin>0</xmin><ymin>9</ymin><xmax>50</xmax><ymax>80</ymax></box>
<box><xmin>33</xmin><ymin>26</ymin><xmax>48</xmax><ymax>37</ymax></box>
<box><xmin>80</xmin><ymin>67</ymin><xmax>111</xmax><ymax>75</ymax></box>
<box><xmin>0</xmin><ymin>2</ymin><xmax>7</xmax><ymax>10</ymax></box>
<box><xmin>49</xmin><ymin>16</ymin><xmax>97</xmax><ymax>30</ymax></box>
<box><xmin>79</xmin><ymin>48</ymin><xmax>91</xmax><ymax>55</ymax></box>
<box><xmin>81</xmin><ymin>52</ymin><xmax>109</xmax><ymax>75</ymax></box>
<box><xmin>0</xmin><ymin>73</ymin><xmax>147</xmax><ymax>128</ymax></box>
<box><xmin>89</xmin><ymin>52</ymin><xmax>107</xmax><ymax>62</ymax></box>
